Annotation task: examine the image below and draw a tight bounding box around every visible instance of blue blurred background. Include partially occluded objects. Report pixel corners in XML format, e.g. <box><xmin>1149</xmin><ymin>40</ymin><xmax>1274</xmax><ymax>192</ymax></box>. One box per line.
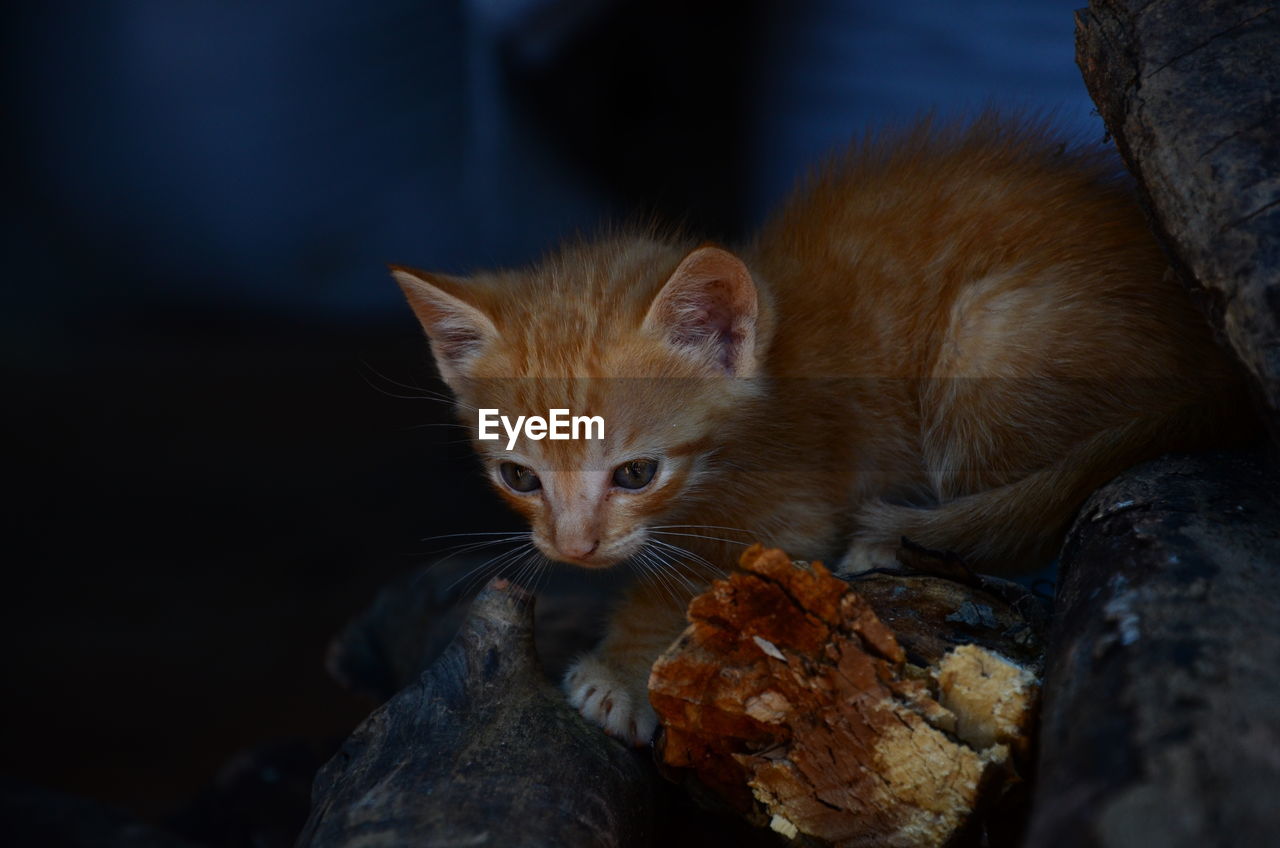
<box><xmin>3</xmin><ymin>0</ymin><xmax>1098</xmax><ymax>841</ymax></box>
<box><xmin>6</xmin><ymin>0</ymin><xmax>1098</xmax><ymax>326</ymax></box>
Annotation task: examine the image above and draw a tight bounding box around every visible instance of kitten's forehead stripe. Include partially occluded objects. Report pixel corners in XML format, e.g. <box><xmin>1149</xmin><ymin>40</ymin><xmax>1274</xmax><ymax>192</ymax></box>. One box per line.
<box><xmin>465</xmin><ymin>236</ymin><xmax>694</xmax><ymax>380</ymax></box>
<box><xmin>666</xmin><ymin>437</ymin><xmax>715</xmax><ymax>458</ymax></box>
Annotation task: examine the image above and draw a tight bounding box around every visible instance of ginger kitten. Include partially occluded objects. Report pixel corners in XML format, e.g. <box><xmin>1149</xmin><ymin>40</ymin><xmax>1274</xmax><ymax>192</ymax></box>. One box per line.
<box><xmin>393</xmin><ymin>118</ymin><xmax>1249</xmax><ymax>745</ymax></box>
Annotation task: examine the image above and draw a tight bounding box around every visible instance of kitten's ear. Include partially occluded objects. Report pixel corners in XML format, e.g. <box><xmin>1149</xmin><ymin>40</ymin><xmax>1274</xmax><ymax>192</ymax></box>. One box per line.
<box><xmin>642</xmin><ymin>246</ymin><xmax>760</xmax><ymax>376</ymax></box>
<box><xmin>391</xmin><ymin>265</ymin><xmax>497</xmax><ymax>387</ymax></box>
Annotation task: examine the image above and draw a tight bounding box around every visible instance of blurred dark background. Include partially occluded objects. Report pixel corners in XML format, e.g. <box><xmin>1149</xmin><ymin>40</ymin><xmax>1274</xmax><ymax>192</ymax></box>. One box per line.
<box><xmin>2</xmin><ymin>0</ymin><xmax>1097</xmax><ymax>842</ymax></box>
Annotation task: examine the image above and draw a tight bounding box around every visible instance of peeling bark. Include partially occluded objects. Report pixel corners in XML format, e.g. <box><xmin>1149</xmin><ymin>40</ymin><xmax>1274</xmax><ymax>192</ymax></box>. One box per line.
<box><xmin>650</xmin><ymin>546</ymin><xmax>1047</xmax><ymax>848</ymax></box>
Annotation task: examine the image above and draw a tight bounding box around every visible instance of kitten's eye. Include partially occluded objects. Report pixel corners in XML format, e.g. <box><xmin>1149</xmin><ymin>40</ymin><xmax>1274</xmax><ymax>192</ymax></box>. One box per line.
<box><xmin>612</xmin><ymin>458</ymin><xmax>658</xmax><ymax>490</ymax></box>
<box><xmin>499</xmin><ymin>462</ymin><xmax>541</xmax><ymax>493</ymax></box>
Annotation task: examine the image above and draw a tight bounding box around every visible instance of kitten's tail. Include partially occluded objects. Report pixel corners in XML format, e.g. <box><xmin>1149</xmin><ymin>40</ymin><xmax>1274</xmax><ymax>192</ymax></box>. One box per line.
<box><xmin>851</xmin><ymin>398</ymin><xmax>1257</xmax><ymax>575</ymax></box>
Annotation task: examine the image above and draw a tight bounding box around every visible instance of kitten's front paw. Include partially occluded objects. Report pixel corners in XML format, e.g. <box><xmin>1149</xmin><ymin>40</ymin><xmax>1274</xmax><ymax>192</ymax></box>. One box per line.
<box><xmin>563</xmin><ymin>654</ymin><xmax>657</xmax><ymax>747</ymax></box>
<box><xmin>840</xmin><ymin>538</ymin><xmax>903</xmax><ymax>574</ymax></box>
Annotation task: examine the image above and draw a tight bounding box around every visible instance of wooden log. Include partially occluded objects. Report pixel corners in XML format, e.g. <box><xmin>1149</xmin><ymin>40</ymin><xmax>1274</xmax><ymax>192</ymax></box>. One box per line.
<box><xmin>1026</xmin><ymin>451</ymin><xmax>1280</xmax><ymax>845</ymax></box>
<box><xmin>1075</xmin><ymin>0</ymin><xmax>1280</xmax><ymax>439</ymax></box>
<box><xmin>297</xmin><ymin>578</ymin><xmax>658</xmax><ymax>847</ymax></box>
<box><xmin>325</xmin><ymin>554</ymin><xmax>612</xmax><ymax>702</ymax></box>
<box><xmin>650</xmin><ymin>546</ymin><xmax>1048</xmax><ymax>847</ymax></box>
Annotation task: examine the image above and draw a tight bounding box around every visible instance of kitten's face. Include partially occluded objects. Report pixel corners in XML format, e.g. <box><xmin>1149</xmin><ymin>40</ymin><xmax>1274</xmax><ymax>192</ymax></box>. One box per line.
<box><xmin>393</xmin><ymin>240</ymin><xmax>766</xmax><ymax>568</ymax></box>
<box><xmin>463</xmin><ymin>372</ymin><xmax>730</xmax><ymax>567</ymax></box>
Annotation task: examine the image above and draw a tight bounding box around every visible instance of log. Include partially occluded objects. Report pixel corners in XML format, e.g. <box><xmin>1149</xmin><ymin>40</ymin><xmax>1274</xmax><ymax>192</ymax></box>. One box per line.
<box><xmin>650</xmin><ymin>546</ymin><xmax>1049</xmax><ymax>848</ymax></box>
<box><xmin>325</xmin><ymin>554</ymin><xmax>612</xmax><ymax>702</ymax></box>
<box><xmin>1075</xmin><ymin>0</ymin><xmax>1280</xmax><ymax>438</ymax></box>
<box><xmin>1026</xmin><ymin>451</ymin><xmax>1280</xmax><ymax>845</ymax></box>
<box><xmin>297</xmin><ymin>578</ymin><xmax>658</xmax><ymax>847</ymax></box>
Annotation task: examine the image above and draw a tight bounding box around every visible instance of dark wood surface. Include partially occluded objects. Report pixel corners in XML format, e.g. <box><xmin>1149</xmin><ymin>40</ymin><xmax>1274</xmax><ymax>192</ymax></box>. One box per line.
<box><xmin>298</xmin><ymin>579</ymin><xmax>660</xmax><ymax>847</ymax></box>
<box><xmin>1075</xmin><ymin>0</ymin><xmax>1280</xmax><ymax>440</ymax></box>
<box><xmin>1027</xmin><ymin>451</ymin><xmax>1280</xmax><ymax>845</ymax></box>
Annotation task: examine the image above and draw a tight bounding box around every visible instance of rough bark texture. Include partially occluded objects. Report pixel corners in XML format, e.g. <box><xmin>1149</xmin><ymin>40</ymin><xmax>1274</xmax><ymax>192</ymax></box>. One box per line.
<box><xmin>1026</xmin><ymin>451</ymin><xmax>1280</xmax><ymax>847</ymax></box>
<box><xmin>650</xmin><ymin>546</ymin><xmax>1048</xmax><ymax>848</ymax></box>
<box><xmin>1075</xmin><ymin>0</ymin><xmax>1280</xmax><ymax>438</ymax></box>
<box><xmin>298</xmin><ymin>578</ymin><xmax>658</xmax><ymax>847</ymax></box>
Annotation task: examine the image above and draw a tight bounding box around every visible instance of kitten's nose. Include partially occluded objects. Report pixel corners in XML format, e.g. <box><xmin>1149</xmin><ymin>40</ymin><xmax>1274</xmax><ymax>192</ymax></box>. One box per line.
<box><xmin>560</xmin><ymin>538</ymin><xmax>600</xmax><ymax>561</ymax></box>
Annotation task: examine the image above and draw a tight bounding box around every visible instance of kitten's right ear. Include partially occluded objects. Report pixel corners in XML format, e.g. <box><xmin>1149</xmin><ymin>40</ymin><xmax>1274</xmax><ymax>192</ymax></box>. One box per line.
<box><xmin>391</xmin><ymin>266</ymin><xmax>497</xmax><ymax>387</ymax></box>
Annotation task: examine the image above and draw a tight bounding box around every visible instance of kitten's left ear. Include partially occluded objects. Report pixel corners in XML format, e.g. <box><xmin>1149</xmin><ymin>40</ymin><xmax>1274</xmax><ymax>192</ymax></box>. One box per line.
<box><xmin>642</xmin><ymin>246</ymin><xmax>760</xmax><ymax>377</ymax></box>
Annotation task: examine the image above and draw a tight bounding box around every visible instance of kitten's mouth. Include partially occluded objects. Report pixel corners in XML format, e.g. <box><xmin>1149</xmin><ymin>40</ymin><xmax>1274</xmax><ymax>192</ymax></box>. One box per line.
<box><xmin>557</xmin><ymin>546</ymin><xmax>626</xmax><ymax>569</ymax></box>
<box><xmin>560</xmin><ymin>553</ymin><xmax>612</xmax><ymax>569</ymax></box>
<box><xmin>544</xmin><ymin>535</ymin><xmax>641</xmax><ymax>569</ymax></box>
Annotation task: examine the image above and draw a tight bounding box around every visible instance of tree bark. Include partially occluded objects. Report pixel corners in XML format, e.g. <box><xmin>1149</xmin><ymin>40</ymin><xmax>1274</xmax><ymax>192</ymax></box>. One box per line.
<box><xmin>1075</xmin><ymin>0</ymin><xmax>1280</xmax><ymax>439</ymax></box>
<box><xmin>1026</xmin><ymin>451</ymin><xmax>1280</xmax><ymax>846</ymax></box>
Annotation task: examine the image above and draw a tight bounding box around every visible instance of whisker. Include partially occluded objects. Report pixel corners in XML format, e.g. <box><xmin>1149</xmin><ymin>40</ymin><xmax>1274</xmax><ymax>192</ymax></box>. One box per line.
<box><xmin>510</xmin><ymin>546</ymin><xmax>550</xmax><ymax>592</ymax></box>
<box><xmin>645</xmin><ymin>547</ymin><xmax>691</xmax><ymax>604</ymax></box>
<box><xmin>529</xmin><ymin>554</ymin><xmax>555</xmax><ymax>596</ymax></box>
<box><xmin>650</xmin><ymin>523</ymin><xmax>756</xmax><ymax>536</ymax></box>
<box><xmin>645</xmin><ymin>540</ymin><xmax>728</xmax><ymax>609</ymax></box>
<box><xmin>446</xmin><ymin>543</ymin><xmax>534</xmax><ymax>595</ymax></box>
<box><xmin>643</xmin><ymin>553</ymin><xmax>702</xmax><ymax>610</ymax></box>
<box><xmin>503</xmin><ymin>550</ymin><xmax>536</xmax><ymax>591</ymax></box>
<box><xmin>406</xmin><ymin>422</ymin><xmax>474</xmax><ymax>432</ymax></box>
<box><xmin>411</xmin><ymin>542</ymin><xmax>517</xmax><ymax>593</ymax></box>
<box><xmin>648</xmin><ymin>538</ymin><xmax>727</xmax><ymax>579</ymax></box>
<box><xmin>631</xmin><ymin>549</ymin><xmax>668</xmax><ymax>602</ymax></box>
<box><xmin>449</xmin><ymin>552</ymin><xmax>520</xmax><ymax>596</ymax></box>
<box><xmin>632</xmin><ymin>550</ymin><xmax>685</xmax><ymax>613</ymax></box>
<box><xmin>649</xmin><ymin>530</ymin><xmax>752</xmax><ymax>547</ymax></box>
<box><xmin>631</xmin><ymin>561</ymin><xmax>667</xmax><ymax>610</ymax></box>
<box><xmin>526</xmin><ymin>549</ymin><xmax>558</xmax><ymax>591</ymax></box>
<box><xmin>649</xmin><ymin>545</ymin><xmax>704</xmax><ymax>593</ymax></box>
<box><xmin>358</xmin><ymin>362</ymin><xmax>482</xmax><ymax>413</ymax></box>
<box><xmin>422</xmin><ymin>534</ymin><xmax>532</xmax><ymax>566</ymax></box>
<box><xmin>358</xmin><ymin>365</ymin><xmax>448</xmax><ymax>401</ymax></box>
<box><xmin>420</xmin><ymin>530</ymin><xmax>533</xmax><ymax>544</ymax></box>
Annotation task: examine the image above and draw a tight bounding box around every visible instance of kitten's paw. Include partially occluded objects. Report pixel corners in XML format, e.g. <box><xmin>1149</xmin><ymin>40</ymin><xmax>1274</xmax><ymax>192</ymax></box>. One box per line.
<box><xmin>840</xmin><ymin>538</ymin><xmax>903</xmax><ymax>574</ymax></box>
<box><xmin>563</xmin><ymin>654</ymin><xmax>657</xmax><ymax>747</ymax></box>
